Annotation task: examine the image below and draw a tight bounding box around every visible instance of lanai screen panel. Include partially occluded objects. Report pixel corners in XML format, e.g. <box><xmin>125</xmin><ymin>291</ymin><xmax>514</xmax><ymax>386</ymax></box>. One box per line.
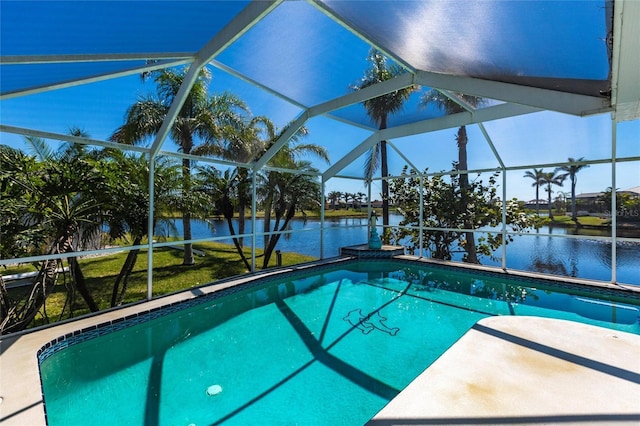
<box><xmin>215</xmin><ymin>1</ymin><xmax>375</xmax><ymax>107</ymax></box>
<box><xmin>320</xmin><ymin>0</ymin><xmax>612</xmax><ymax>97</ymax></box>
<box><xmin>0</xmin><ymin>1</ymin><xmax>249</xmax><ymax>96</ymax></box>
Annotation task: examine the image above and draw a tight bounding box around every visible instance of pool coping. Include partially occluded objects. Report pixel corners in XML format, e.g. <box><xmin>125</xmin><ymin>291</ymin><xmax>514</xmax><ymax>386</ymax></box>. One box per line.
<box><xmin>1</xmin><ymin>255</ymin><xmax>638</xmax><ymax>425</ymax></box>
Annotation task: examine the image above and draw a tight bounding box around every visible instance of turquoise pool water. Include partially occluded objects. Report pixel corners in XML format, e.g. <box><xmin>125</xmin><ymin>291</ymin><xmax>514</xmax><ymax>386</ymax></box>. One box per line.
<box><xmin>39</xmin><ymin>260</ymin><xmax>640</xmax><ymax>426</ymax></box>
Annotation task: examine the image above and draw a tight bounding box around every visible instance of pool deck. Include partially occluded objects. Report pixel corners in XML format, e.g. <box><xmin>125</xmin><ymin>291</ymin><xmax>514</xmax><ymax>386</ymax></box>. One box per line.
<box><xmin>1</xmin><ymin>257</ymin><xmax>639</xmax><ymax>425</ymax></box>
<box><xmin>368</xmin><ymin>316</ymin><xmax>640</xmax><ymax>425</ymax></box>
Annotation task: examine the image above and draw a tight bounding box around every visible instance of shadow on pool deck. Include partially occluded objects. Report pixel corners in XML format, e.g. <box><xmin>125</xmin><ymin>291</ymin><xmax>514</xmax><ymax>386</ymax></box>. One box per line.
<box><xmin>367</xmin><ymin>316</ymin><xmax>640</xmax><ymax>426</ymax></box>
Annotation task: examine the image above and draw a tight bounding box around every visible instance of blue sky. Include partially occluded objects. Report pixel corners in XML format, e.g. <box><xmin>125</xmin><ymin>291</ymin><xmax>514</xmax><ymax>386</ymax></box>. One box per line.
<box><xmin>1</xmin><ymin>0</ymin><xmax>638</xmax><ymax>202</ymax></box>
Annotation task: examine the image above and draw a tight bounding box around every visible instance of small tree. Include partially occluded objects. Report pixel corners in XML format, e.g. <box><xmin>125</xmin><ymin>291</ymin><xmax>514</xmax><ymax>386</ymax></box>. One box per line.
<box><xmin>420</xmin><ymin>90</ymin><xmax>487</xmax><ymax>263</ymax></box>
<box><xmin>389</xmin><ymin>166</ymin><xmax>536</xmax><ymax>262</ymax></box>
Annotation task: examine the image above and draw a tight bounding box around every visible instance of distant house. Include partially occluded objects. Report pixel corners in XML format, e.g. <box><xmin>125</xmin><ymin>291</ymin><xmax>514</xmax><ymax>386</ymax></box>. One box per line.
<box><xmin>575</xmin><ymin>186</ymin><xmax>640</xmax><ymax>213</ymax></box>
<box><xmin>621</xmin><ymin>186</ymin><xmax>640</xmax><ymax>198</ymax></box>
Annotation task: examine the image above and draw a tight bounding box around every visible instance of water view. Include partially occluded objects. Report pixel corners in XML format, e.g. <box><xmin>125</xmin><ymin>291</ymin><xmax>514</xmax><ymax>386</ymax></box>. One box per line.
<box><xmin>166</xmin><ymin>215</ymin><xmax>640</xmax><ymax>286</ymax></box>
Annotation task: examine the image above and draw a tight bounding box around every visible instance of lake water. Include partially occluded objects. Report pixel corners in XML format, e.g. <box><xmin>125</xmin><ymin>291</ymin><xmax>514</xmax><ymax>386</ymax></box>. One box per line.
<box><xmin>162</xmin><ymin>215</ymin><xmax>640</xmax><ymax>286</ymax></box>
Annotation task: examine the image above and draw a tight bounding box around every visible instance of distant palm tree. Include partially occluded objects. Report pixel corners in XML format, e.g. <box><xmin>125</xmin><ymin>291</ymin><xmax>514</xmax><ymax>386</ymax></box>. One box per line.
<box><xmin>556</xmin><ymin>157</ymin><xmax>589</xmax><ymax>221</ymax></box>
<box><xmin>355</xmin><ymin>192</ymin><xmax>366</xmax><ymax>210</ymax></box>
<box><xmin>523</xmin><ymin>168</ymin><xmax>545</xmax><ymax>215</ymax></box>
<box><xmin>344</xmin><ymin>192</ymin><xmax>354</xmax><ymax>210</ymax></box>
<box><xmin>352</xmin><ymin>49</ymin><xmax>414</xmax><ymax>238</ymax></box>
<box><xmin>420</xmin><ymin>90</ymin><xmax>486</xmax><ymax>263</ymax></box>
<box><xmin>327</xmin><ymin>191</ymin><xmax>342</xmax><ymax>210</ymax></box>
<box><xmin>110</xmin><ymin>67</ymin><xmax>249</xmax><ymax>265</ymax></box>
<box><xmin>540</xmin><ymin>171</ymin><xmax>566</xmax><ymax>219</ymax></box>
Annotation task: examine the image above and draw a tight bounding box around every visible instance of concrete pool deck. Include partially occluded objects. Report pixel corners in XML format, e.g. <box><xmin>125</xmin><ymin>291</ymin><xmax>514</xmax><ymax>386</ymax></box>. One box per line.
<box><xmin>1</xmin><ymin>257</ymin><xmax>639</xmax><ymax>425</ymax></box>
<box><xmin>368</xmin><ymin>316</ymin><xmax>640</xmax><ymax>425</ymax></box>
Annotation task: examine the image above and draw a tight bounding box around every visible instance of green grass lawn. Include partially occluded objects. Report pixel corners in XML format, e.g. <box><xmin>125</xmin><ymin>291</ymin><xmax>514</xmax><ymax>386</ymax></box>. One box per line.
<box><xmin>548</xmin><ymin>215</ymin><xmax>609</xmax><ymax>226</ymax></box>
<box><xmin>6</xmin><ymin>242</ymin><xmax>315</xmax><ymax>329</ymax></box>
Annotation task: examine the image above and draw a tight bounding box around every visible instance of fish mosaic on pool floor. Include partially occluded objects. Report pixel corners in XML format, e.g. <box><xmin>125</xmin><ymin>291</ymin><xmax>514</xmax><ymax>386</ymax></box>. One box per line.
<box><xmin>343</xmin><ymin>309</ymin><xmax>400</xmax><ymax>336</ymax></box>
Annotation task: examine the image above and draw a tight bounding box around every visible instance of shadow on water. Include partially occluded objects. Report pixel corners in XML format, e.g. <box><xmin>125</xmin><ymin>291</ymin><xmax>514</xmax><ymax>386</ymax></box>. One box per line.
<box><xmin>144</xmin><ymin>352</ymin><xmax>165</xmax><ymax>426</ymax></box>
<box><xmin>210</xmin><ymin>280</ymin><xmax>409</xmax><ymax>425</ymax></box>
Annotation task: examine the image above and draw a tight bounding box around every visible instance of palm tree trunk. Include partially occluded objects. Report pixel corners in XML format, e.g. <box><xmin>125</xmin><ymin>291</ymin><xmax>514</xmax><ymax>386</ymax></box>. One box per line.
<box><xmin>379</xmin><ymin>115</ymin><xmax>390</xmax><ymax>244</ymax></box>
<box><xmin>535</xmin><ymin>185</ymin><xmax>540</xmax><ymax>215</ymax></box>
<box><xmin>237</xmin><ymin>168</ymin><xmax>250</xmax><ymax>249</ymax></box>
<box><xmin>571</xmin><ymin>177</ymin><xmax>577</xmax><ymax>221</ymax></box>
<box><xmin>262</xmin><ymin>201</ymin><xmax>296</xmax><ymax>268</ymax></box>
<box><xmin>457</xmin><ymin>125</ymin><xmax>479</xmax><ymax>264</ymax></box>
<box><xmin>69</xmin><ymin>256</ymin><xmax>99</xmax><ymax>312</ymax></box>
<box><xmin>111</xmin><ymin>236</ymin><xmax>142</xmax><ymax>307</ymax></box>
<box><xmin>226</xmin><ymin>217</ymin><xmax>252</xmax><ymax>271</ymax></box>
<box><xmin>182</xmin><ymin>158</ymin><xmax>195</xmax><ymax>266</ymax></box>
<box><xmin>381</xmin><ymin>139</ymin><xmax>390</xmax><ymax>244</ymax></box>
<box><xmin>0</xmin><ymin>258</ymin><xmax>60</xmax><ymax>334</ymax></box>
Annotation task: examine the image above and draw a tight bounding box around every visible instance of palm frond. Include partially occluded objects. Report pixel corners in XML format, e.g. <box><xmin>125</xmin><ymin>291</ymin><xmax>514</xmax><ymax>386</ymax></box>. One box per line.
<box><xmin>364</xmin><ymin>143</ymin><xmax>381</xmax><ymax>181</ymax></box>
<box><xmin>24</xmin><ymin>136</ymin><xmax>53</xmax><ymax>161</ymax></box>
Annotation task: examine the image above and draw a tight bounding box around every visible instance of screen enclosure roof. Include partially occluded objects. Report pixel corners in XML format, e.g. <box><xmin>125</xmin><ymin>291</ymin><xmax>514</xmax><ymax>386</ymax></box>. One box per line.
<box><xmin>1</xmin><ymin>0</ymin><xmax>638</xmax><ymax>176</ymax></box>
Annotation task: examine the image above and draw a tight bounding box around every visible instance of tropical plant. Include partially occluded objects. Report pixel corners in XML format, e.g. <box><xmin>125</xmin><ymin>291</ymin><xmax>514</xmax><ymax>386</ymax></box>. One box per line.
<box><xmin>0</xmin><ymin>139</ymin><xmax>113</xmax><ymax>333</ymax></box>
<box><xmin>197</xmin><ymin>113</ymin><xmax>268</xmax><ymax>247</ymax></box>
<box><xmin>259</xmin><ymin>124</ymin><xmax>329</xmax><ymax>267</ymax></box>
<box><xmin>389</xmin><ymin>166</ymin><xmax>536</xmax><ymax>262</ymax></box>
<box><xmin>420</xmin><ymin>90</ymin><xmax>487</xmax><ymax>263</ymax></box>
<box><xmin>195</xmin><ymin>165</ymin><xmax>252</xmax><ymax>270</ymax></box>
<box><xmin>540</xmin><ymin>170</ymin><xmax>566</xmax><ymax>219</ymax></box>
<box><xmin>556</xmin><ymin>157</ymin><xmax>589</xmax><ymax>221</ymax></box>
<box><xmin>0</xmin><ymin>145</ymin><xmax>53</xmax><ymax>334</ymax></box>
<box><xmin>523</xmin><ymin>168</ymin><xmax>545</xmax><ymax>215</ymax></box>
<box><xmin>109</xmin><ymin>67</ymin><xmax>250</xmax><ymax>265</ymax></box>
<box><xmin>100</xmin><ymin>151</ymin><xmax>182</xmax><ymax>306</ymax></box>
<box><xmin>259</xmin><ymin>162</ymin><xmax>323</xmax><ymax>268</ymax></box>
<box><xmin>352</xmin><ymin>49</ymin><xmax>414</xmax><ymax>239</ymax></box>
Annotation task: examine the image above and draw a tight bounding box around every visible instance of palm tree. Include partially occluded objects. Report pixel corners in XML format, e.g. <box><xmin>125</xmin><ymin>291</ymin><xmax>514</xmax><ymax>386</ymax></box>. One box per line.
<box><xmin>0</xmin><ymin>145</ymin><xmax>61</xmax><ymax>333</ymax></box>
<box><xmin>101</xmin><ymin>152</ymin><xmax>181</xmax><ymax>306</ymax></box>
<box><xmin>201</xmin><ymin>115</ymin><xmax>271</xmax><ymax>247</ymax></box>
<box><xmin>420</xmin><ymin>90</ymin><xmax>486</xmax><ymax>263</ymax></box>
<box><xmin>22</xmin><ymin>134</ymin><xmax>107</xmax><ymax>314</ymax></box>
<box><xmin>355</xmin><ymin>192</ymin><xmax>366</xmax><ymax>210</ymax></box>
<box><xmin>344</xmin><ymin>192</ymin><xmax>354</xmax><ymax>210</ymax></box>
<box><xmin>540</xmin><ymin>171</ymin><xmax>566</xmax><ymax>219</ymax></box>
<box><xmin>259</xmin><ymin>123</ymin><xmax>329</xmax><ymax>267</ymax></box>
<box><xmin>110</xmin><ymin>67</ymin><xmax>249</xmax><ymax>265</ymax></box>
<box><xmin>556</xmin><ymin>157</ymin><xmax>589</xmax><ymax>221</ymax></box>
<box><xmin>352</xmin><ymin>49</ymin><xmax>414</xmax><ymax>238</ymax></box>
<box><xmin>327</xmin><ymin>191</ymin><xmax>342</xmax><ymax>210</ymax></box>
<box><xmin>259</xmin><ymin>161</ymin><xmax>324</xmax><ymax>268</ymax></box>
<box><xmin>197</xmin><ymin>165</ymin><xmax>253</xmax><ymax>270</ymax></box>
<box><xmin>523</xmin><ymin>168</ymin><xmax>545</xmax><ymax>215</ymax></box>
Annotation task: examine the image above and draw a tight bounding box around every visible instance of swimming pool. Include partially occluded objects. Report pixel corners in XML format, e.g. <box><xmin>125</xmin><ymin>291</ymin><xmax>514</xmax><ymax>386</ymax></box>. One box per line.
<box><xmin>38</xmin><ymin>259</ymin><xmax>640</xmax><ymax>425</ymax></box>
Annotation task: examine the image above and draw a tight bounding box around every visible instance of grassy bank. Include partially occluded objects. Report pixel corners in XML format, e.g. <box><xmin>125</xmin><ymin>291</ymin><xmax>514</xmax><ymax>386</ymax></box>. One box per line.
<box><xmin>6</xmin><ymin>241</ymin><xmax>315</xmax><ymax>329</ymax></box>
<box><xmin>547</xmin><ymin>215</ymin><xmax>608</xmax><ymax>227</ymax></box>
